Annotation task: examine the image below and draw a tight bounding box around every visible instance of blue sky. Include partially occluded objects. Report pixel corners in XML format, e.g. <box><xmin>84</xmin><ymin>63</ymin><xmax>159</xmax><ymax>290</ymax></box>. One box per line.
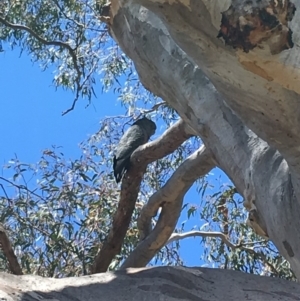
<box><xmin>0</xmin><ymin>49</ymin><xmax>231</xmax><ymax>267</ymax></box>
<box><xmin>0</xmin><ymin>51</ymin><xmax>120</xmax><ymax>164</ymax></box>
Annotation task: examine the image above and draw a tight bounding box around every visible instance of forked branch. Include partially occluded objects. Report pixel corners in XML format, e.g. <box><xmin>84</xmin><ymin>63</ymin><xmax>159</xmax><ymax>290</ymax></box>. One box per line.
<box><xmin>91</xmin><ymin>119</ymin><xmax>194</xmax><ymax>273</ymax></box>
<box><xmin>166</xmin><ymin>230</ymin><xmax>277</xmax><ymax>275</ymax></box>
<box><xmin>121</xmin><ymin>145</ymin><xmax>215</xmax><ymax>269</ymax></box>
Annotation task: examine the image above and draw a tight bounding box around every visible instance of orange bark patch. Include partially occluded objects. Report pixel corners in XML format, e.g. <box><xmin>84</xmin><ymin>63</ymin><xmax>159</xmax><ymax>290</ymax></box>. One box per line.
<box><xmin>240</xmin><ymin>60</ymin><xmax>274</xmax><ymax>82</ymax></box>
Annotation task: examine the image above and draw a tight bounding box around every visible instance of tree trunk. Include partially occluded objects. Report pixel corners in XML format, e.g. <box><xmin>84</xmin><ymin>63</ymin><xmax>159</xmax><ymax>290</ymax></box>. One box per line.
<box><xmin>108</xmin><ymin>0</ymin><xmax>300</xmax><ymax>278</ymax></box>
<box><xmin>1</xmin><ymin>267</ymin><xmax>300</xmax><ymax>301</ymax></box>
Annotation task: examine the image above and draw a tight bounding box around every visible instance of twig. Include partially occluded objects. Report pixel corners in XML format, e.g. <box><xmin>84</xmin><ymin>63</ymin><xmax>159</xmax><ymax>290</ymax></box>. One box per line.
<box><xmin>51</xmin><ymin>0</ymin><xmax>85</xmax><ymax>28</ymax></box>
<box><xmin>0</xmin><ymin>183</ymin><xmax>10</xmax><ymax>201</ymax></box>
<box><xmin>0</xmin><ymin>223</ymin><xmax>23</xmax><ymax>275</ymax></box>
<box><xmin>62</xmin><ymin>62</ymin><xmax>98</xmax><ymax>115</ymax></box>
<box><xmin>138</xmin><ymin>101</ymin><xmax>166</xmax><ymax>117</ymax></box>
<box><xmin>0</xmin><ymin>176</ymin><xmax>46</xmax><ymax>202</ymax></box>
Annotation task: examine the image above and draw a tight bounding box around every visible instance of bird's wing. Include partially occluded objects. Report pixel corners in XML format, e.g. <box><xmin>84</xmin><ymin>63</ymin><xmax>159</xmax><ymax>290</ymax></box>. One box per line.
<box><xmin>113</xmin><ymin>155</ymin><xmax>128</xmax><ymax>183</ymax></box>
<box><xmin>114</xmin><ymin>126</ymin><xmax>146</xmax><ymax>161</ymax></box>
<box><xmin>113</xmin><ymin>126</ymin><xmax>147</xmax><ymax>182</ymax></box>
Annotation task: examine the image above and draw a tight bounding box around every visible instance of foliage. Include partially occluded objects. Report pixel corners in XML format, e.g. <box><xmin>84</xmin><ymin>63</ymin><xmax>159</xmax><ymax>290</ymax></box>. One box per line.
<box><xmin>0</xmin><ymin>0</ymin><xmax>126</xmax><ymax>113</ymax></box>
<box><xmin>0</xmin><ymin>120</ymin><xmax>295</xmax><ymax>279</ymax></box>
<box><xmin>0</xmin><ymin>114</ymin><xmax>200</xmax><ymax>276</ymax></box>
<box><xmin>179</xmin><ymin>185</ymin><xmax>295</xmax><ymax>280</ymax></box>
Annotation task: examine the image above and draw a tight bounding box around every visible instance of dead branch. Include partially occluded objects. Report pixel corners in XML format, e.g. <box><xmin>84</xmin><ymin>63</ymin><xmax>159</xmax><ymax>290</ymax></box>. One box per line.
<box><xmin>91</xmin><ymin>119</ymin><xmax>194</xmax><ymax>273</ymax></box>
<box><xmin>0</xmin><ymin>224</ymin><xmax>23</xmax><ymax>275</ymax></box>
<box><xmin>121</xmin><ymin>145</ymin><xmax>215</xmax><ymax>269</ymax></box>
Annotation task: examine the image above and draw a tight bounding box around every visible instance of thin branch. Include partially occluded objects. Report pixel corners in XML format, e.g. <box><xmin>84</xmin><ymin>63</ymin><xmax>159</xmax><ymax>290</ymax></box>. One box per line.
<box><xmin>0</xmin><ymin>16</ymin><xmax>80</xmax><ymax>74</ymax></box>
<box><xmin>0</xmin><ymin>176</ymin><xmax>46</xmax><ymax>202</ymax></box>
<box><xmin>51</xmin><ymin>0</ymin><xmax>85</xmax><ymax>28</ymax></box>
<box><xmin>138</xmin><ymin>101</ymin><xmax>166</xmax><ymax>117</ymax></box>
<box><xmin>0</xmin><ymin>16</ymin><xmax>82</xmax><ymax>115</ymax></box>
<box><xmin>240</xmin><ymin>240</ymin><xmax>267</xmax><ymax>246</ymax></box>
<box><xmin>0</xmin><ymin>183</ymin><xmax>10</xmax><ymax>201</ymax></box>
<box><xmin>91</xmin><ymin>119</ymin><xmax>194</xmax><ymax>273</ymax></box>
<box><xmin>0</xmin><ymin>223</ymin><xmax>23</xmax><ymax>275</ymax></box>
<box><xmin>62</xmin><ymin>62</ymin><xmax>98</xmax><ymax>115</ymax></box>
<box><xmin>121</xmin><ymin>145</ymin><xmax>215</xmax><ymax>269</ymax></box>
<box><xmin>167</xmin><ymin>231</ymin><xmax>236</xmax><ymax>248</ymax></box>
<box><xmin>166</xmin><ymin>230</ymin><xmax>278</xmax><ymax>276</ymax></box>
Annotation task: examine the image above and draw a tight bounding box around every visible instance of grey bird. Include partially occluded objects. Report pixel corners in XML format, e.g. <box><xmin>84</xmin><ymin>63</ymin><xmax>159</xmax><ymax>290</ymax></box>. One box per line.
<box><xmin>113</xmin><ymin>117</ymin><xmax>157</xmax><ymax>183</ymax></box>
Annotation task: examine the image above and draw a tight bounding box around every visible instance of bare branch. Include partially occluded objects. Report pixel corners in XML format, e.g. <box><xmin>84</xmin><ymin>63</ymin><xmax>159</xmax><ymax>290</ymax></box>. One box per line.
<box><xmin>91</xmin><ymin>119</ymin><xmax>194</xmax><ymax>274</ymax></box>
<box><xmin>0</xmin><ymin>183</ymin><xmax>10</xmax><ymax>201</ymax></box>
<box><xmin>167</xmin><ymin>231</ymin><xmax>236</xmax><ymax>249</ymax></box>
<box><xmin>121</xmin><ymin>145</ymin><xmax>215</xmax><ymax>269</ymax></box>
<box><xmin>62</xmin><ymin>62</ymin><xmax>98</xmax><ymax>116</ymax></box>
<box><xmin>61</xmin><ymin>96</ymin><xmax>80</xmax><ymax>116</ymax></box>
<box><xmin>0</xmin><ymin>224</ymin><xmax>23</xmax><ymax>275</ymax></box>
<box><xmin>0</xmin><ymin>176</ymin><xmax>46</xmax><ymax>202</ymax></box>
<box><xmin>166</xmin><ymin>230</ymin><xmax>278</xmax><ymax>276</ymax></box>
<box><xmin>168</xmin><ymin>231</ymin><xmax>269</xmax><ymax>250</ymax></box>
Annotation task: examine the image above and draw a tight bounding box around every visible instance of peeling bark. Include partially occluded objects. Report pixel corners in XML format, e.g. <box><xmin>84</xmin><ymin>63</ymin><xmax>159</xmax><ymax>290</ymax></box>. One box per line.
<box><xmin>107</xmin><ymin>1</ymin><xmax>300</xmax><ymax>278</ymax></box>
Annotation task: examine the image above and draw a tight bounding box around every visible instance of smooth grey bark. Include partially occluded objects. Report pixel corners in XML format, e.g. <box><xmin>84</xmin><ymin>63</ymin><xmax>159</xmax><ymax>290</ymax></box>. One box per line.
<box><xmin>131</xmin><ymin>0</ymin><xmax>300</xmax><ymax>186</ymax></box>
<box><xmin>121</xmin><ymin>145</ymin><xmax>215</xmax><ymax>269</ymax></box>
<box><xmin>108</xmin><ymin>1</ymin><xmax>300</xmax><ymax>278</ymax></box>
<box><xmin>1</xmin><ymin>267</ymin><xmax>300</xmax><ymax>301</ymax></box>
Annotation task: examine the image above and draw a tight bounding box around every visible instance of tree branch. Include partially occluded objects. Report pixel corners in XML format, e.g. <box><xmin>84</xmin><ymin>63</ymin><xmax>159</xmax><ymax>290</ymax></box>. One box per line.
<box><xmin>0</xmin><ymin>16</ymin><xmax>82</xmax><ymax>115</ymax></box>
<box><xmin>0</xmin><ymin>176</ymin><xmax>47</xmax><ymax>202</ymax></box>
<box><xmin>91</xmin><ymin>119</ymin><xmax>194</xmax><ymax>273</ymax></box>
<box><xmin>121</xmin><ymin>145</ymin><xmax>215</xmax><ymax>269</ymax></box>
<box><xmin>138</xmin><ymin>101</ymin><xmax>166</xmax><ymax>116</ymax></box>
<box><xmin>166</xmin><ymin>230</ymin><xmax>278</xmax><ymax>276</ymax></box>
<box><xmin>0</xmin><ymin>223</ymin><xmax>23</xmax><ymax>275</ymax></box>
<box><xmin>167</xmin><ymin>231</ymin><xmax>236</xmax><ymax>248</ymax></box>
